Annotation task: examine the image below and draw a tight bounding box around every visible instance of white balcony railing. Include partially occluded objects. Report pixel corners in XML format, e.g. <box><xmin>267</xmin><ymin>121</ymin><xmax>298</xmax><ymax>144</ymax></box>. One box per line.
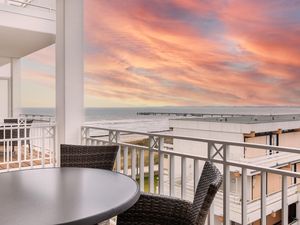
<box><xmin>0</xmin><ymin>0</ymin><xmax>55</xmax><ymax>13</ymax></box>
<box><xmin>0</xmin><ymin>0</ymin><xmax>56</xmax><ymax>21</ymax></box>
<box><xmin>82</xmin><ymin>125</ymin><xmax>300</xmax><ymax>225</ymax></box>
<box><xmin>0</xmin><ymin>118</ymin><xmax>56</xmax><ymax>171</ymax></box>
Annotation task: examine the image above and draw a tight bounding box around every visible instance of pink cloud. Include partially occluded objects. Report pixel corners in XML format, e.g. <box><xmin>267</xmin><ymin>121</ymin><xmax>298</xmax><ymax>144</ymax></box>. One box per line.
<box><xmin>23</xmin><ymin>0</ymin><xmax>300</xmax><ymax>107</ymax></box>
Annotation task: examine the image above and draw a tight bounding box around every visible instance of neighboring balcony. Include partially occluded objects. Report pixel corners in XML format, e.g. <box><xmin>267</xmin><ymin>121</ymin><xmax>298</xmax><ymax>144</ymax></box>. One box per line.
<box><xmin>0</xmin><ymin>0</ymin><xmax>55</xmax><ymax>67</ymax></box>
<box><xmin>0</xmin><ymin>115</ymin><xmax>56</xmax><ymax>171</ymax></box>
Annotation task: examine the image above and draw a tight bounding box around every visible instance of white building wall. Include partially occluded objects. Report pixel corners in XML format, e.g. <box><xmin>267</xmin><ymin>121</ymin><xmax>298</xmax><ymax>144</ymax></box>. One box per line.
<box><xmin>170</xmin><ymin>118</ymin><xmax>300</xmax><ymax>224</ymax></box>
<box><xmin>245</xmin><ymin>136</ymin><xmax>269</xmax><ymax>158</ymax></box>
<box><xmin>279</xmin><ymin>132</ymin><xmax>300</xmax><ymax>148</ymax></box>
<box><xmin>170</xmin><ymin>121</ymin><xmax>245</xmax><ymax>205</ymax></box>
<box><xmin>0</xmin><ymin>79</ymin><xmax>8</xmax><ymax>120</ymax></box>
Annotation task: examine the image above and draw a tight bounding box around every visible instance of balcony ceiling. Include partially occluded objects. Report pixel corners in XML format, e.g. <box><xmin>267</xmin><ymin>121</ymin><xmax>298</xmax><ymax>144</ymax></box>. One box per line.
<box><xmin>0</xmin><ymin>3</ymin><xmax>55</xmax><ymax>66</ymax></box>
<box><xmin>0</xmin><ymin>26</ymin><xmax>55</xmax><ymax>66</ymax></box>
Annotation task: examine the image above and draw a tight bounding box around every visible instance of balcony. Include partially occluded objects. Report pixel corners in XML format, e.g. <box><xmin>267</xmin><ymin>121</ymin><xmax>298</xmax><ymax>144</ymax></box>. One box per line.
<box><xmin>81</xmin><ymin>125</ymin><xmax>300</xmax><ymax>225</ymax></box>
<box><xmin>1</xmin><ymin>117</ymin><xmax>300</xmax><ymax>224</ymax></box>
<box><xmin>0</xmin><ymin>0</ymin><xmax>55</xmax><ymax>67</ymax></box>
<box><xmin>0</xmin><ymin>115</ymin><xmax>56</xmax><ymax>171</ymax></box>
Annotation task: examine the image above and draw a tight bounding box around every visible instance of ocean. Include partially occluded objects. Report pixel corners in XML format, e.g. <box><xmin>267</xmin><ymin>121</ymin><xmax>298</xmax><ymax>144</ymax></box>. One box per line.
<box><xmin>21</xmin><ymin>106</ymin><xmax>300</xmax><ymax>132</ymax></box>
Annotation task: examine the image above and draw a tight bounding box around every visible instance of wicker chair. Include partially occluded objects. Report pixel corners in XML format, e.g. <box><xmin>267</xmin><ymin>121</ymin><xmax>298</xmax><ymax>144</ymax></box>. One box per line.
<box><xmin>117</xmin><ymin>161</ymin><xmax>222</xmax><ymax>225</ymax></box>
<box><xmin>60</xmin><ymin>144</ymin><xmax>119</xmax><ymax>171</ymax></box>
<box><xmin>60</xmin><ymin>144</ymin><xmax>119</xmax><ymax>225</ymax></box>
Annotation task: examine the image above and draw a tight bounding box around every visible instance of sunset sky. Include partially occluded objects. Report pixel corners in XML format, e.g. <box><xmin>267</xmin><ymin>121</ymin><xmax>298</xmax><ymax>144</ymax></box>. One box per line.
<box><xmin>21</xmin><ymin>0</ymin><xmax>300</xmax><ymax>107</ymax></box>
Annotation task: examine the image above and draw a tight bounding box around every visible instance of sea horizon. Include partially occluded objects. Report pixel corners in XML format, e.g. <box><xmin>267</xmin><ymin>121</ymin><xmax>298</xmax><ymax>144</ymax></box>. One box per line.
<box><xmin>20</xmin><ymin>106</ymin><xmax>300</xmax><ymax>131</ymax></box>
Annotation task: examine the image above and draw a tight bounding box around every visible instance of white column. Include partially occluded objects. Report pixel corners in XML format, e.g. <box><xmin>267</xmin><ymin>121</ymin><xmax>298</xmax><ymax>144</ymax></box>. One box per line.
<box><xmin>56</xmin><ymin>0</ymin><xmax>84</xmax><ymax>148</ymax></box>
<box><xmin>10</xmin><ymin>58</ymin><xmax>21</xmax><ymax>118</ymax></box>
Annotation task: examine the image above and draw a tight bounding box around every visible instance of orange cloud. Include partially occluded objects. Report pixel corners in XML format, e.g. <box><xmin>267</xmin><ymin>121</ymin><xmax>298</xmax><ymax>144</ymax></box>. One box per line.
<box><xmin>23</xmin><ymin>0</ymin><xmax>300</xmax><ymax>107</ymax></box>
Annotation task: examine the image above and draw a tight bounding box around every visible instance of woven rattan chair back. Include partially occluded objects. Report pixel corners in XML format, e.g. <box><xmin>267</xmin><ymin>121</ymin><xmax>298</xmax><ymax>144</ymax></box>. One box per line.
<box><xmin>191</xmin><ymin>161</ymin><xmax>222</xmax><ymax>225</ymax></box>
<box><xmin>60</xmin><ymin>144</ymin><xmax>119</xmax><ymax>170</ymax></box>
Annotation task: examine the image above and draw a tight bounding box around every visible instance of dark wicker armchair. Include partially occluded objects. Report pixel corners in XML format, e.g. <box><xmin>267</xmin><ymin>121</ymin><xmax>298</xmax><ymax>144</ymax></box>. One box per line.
<box><xmin>117</xmin><ymin>161</ymin><xmax>222</xmax><ymax>225</ymax></box>
<box><xmin>60</xmin><ymin>144</ymin><xmax>119</xmax><ymax>170</ymax></box>
<box><xmin>61</xmin><ymin>144</ymin><xmax>119</xmax><ymax>225</ymax></box>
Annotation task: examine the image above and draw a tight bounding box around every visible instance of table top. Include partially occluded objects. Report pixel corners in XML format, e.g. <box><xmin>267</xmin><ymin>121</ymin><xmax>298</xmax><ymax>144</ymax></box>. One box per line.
<box><xmin>0</xmin><ymin>168</ymin><xmax>140</xmax><ymax>225</ymax></box>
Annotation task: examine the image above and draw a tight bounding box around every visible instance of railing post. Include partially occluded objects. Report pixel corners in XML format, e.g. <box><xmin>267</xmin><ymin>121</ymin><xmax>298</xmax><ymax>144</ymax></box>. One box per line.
<box><xmin>108</xmin><ymin>130</ymin><xmax>113</xmax><ymax>144</ymax></box>
<box><xmin>181</xmin><ymin>157</ymin><xmax>187</xmax><ymax>199</ymax></box>
<box><xmin>242</xmin><ymin>167</ymin><xmax>248</xmax><ymax>225</ymax></box>
<box><xmin>207</xmin><ymin>142</ymin><xmax>214</xmax><ymax>225</ymax></box>
<box><xmin>131</xmin><ymin>147</ymin><xmax>137</xmax><ymax>179</ymax></box>
<box><xmin>261</xmin><ymin>171</ymin><xmax>267</xmax><ymax>225</ymax></box>
<box><xmin>42</xmin><ymin>126</ymin><xmax>45</xmax><ymax>168</ymax></box>
<box><xmin>86</xmin><ymin>128</ymin><xmax>90</xmax><ymax>145</ymax></box>
<box><xmin>159</xmin><ymin>137</ymin><xmax>165</xmax><ymax>195</ymax></box>
<box><xmin>149</xmin><ymin>136</ymin><xmax>155</xmax><ymax>193</ymax></box>
<box><xmin>194</xmin><ymin>159</ymin><xmax>200</xmax><ymax>192</ymax></box>
<box><xmin>80</xmin><ymin>127</ymin><xmax>84</xmax><ymax>145</ymax></box>
<box><xmin>17</xmin><ymin>121</ymin><xmax>21</xmax><ymax>169</ymax></box>
<box><xmin>139</xmin><ymin>149</ymin><xmax>145</xmax><ymax>192</ymax></box>
<box><xmin>115</xmin><ymin>131</ymin><xmax>121</xmax><ymax>172</ymax></box>
<box><xmin>53</xmin><ymin>125</ymin><xmax>57</xmax><ymax>167</ymax></box>
<box><xmin>282</xmin><ymin>175</ymin><xmax>288</xmax><ymax>225</ymax></box>
<box><xmin>123</xmin><ymin>146</ymin><xmax>128</xmax><ymax>175</ymax></box>
<box><xmin>170</xmin><ymin>154</ymin><xmax>175</xmax><ymax>196</ymax></box>
<box><xmin>223</xmin><ymin>144</ymin><xmax>230</xmax><ymax>225</ymax></box>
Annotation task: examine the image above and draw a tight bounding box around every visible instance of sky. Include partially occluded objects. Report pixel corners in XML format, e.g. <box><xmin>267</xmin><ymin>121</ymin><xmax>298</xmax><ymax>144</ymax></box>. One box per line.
<box><xmin>21</xmin><ymin>0</ymin><xmax>300</xmax><ymax>107</ymax></box>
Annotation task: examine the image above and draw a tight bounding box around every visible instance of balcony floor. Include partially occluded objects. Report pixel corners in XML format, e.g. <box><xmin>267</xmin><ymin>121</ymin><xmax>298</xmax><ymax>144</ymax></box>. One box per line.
<box><xmin>0</xmin><ymin>146</ymin><xmax>52</xmax><ymax>170</ymax></box>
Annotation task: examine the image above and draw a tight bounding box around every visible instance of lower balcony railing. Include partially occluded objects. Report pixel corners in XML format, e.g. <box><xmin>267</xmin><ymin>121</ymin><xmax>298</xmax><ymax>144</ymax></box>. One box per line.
<box><xmin>82</xmin><ymin>125</ymin><xmax>300</xmax><ymax>225</ymax></box>
<box><xmin>0</xmin><ymin>118</ymin><xmax>56</xmax><ymax>171</ymax></box>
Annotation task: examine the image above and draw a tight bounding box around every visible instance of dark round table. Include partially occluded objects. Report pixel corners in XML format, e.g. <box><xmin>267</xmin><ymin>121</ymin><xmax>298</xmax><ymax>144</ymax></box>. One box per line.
<box><xmin>0</xmin><ymin>168</ymin><xmax>140</xmax><ymax>225</ymax></box>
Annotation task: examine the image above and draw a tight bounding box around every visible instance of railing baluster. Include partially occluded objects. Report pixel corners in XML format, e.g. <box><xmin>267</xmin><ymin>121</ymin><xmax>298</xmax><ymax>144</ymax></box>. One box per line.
<box><xmin>194</xmin><ymin>159</ymin><xmax>200</xmax><ymax>192</ymax></box>
<box><xmin>223</xmin><ymin>145</ymin><xmax>230</xmax><ymax>225</ymax></box>
<box><xmin>30</xmin><ymin>126</ymin><xmax>33</xmax><ymax>168</ymax></box>
<box><xmin>282</xmin><ymin>175</ymin><xmax>288</xmax><ymax>225</ymax></box>
<box><xmin>52</xmin><ymin>126</ymin><xmax>56</xmax><ymax>167</ymax></box>
<box><xmin>116</xmin><ymin>145</ymin><xmax>121</xmax><ymax>172</ymax></box>
<box><xmin>206</xmin><ymin>143</ymin><xmax>215</xmax><ymax>225</ymax></box>
<box><xmin>149</xmin><ymin>137</ymin><xmax>155</xmax><ymax>193</ymax></box>
<box><xmin>242</xmin><ymin>167</ymin><xmax>248</xmax><ymax>225</ymax></box>
<box><xmin>81</xmin><ymin>127</ymin><xmax>85</xmax><ymax>145</ymax></box>
<box><xmin>42</xmin><ymin>127</ymin><xmax>45</xmax><ymax>168</ymax></box>
<box><xmin>139</xmin><ymin>149</ymin><xmax>145</xmax><ymax>192</ymax></box>
<box><xmin>114</xmin><ymin>131</ymin><xmax>121</xmax><ymax>172</ymax></box>
<box><xmin>149</xmin><ymin>150</ymin><xmax>154</xmax><ymax>193</ymax></box>
<box><xmin>49</xmin><ymin>127</ymin><xmax>56</xmax><ymax>167</ymax></box>
<box><xmin>181</xmin><ymin>157</ymin><xmax>186</xmax><ymax>199</ymax></box>
<box><xmin>86</xmin><ymin>128</ymin><xmax>91</xmax><ymax>145</ymax></box>
<box><xmin>9</xmin><ymin>125</ymin><xmax>12</xmax><ymax>166</ymax></box>
<box><xmin>24</xmin><ymin>123</ymin><xmax>27</xmax><ymax>160</ymax></box>
<box><xmin>8</xmin><ymin>125</ymin><xmax>12</xmax><ymax>170</ymax></box>
<box><xmin>17</xmin><ymin>123</ymin><xmax>21</xmax><ymax>169</ymax></box>
<box><xmin>123</xmin><ymin>146</ymin><xmax>128</xmax><ymax>175</ymax></box>
<box><xmin>170</xmin><ymin>154</ymin><xmax>175</xmax><ymax>197</ymax></box>
<box><xmin>131</xmin><ymin>147</ymin><xmax>136</xmax><ymax>179</ymax></box>
<box><xmin>208</xmin><ymin>201</ymin><xmax>215</xmax><ymax>225</ymax></box>
<box><xmin>261</xmin><ymin>171</ymin><xmax>267</xmax><ymax>225</ymax></box>
<box><xmin>159</xmin><ymin>137</ymin><xmax>164</xmax><ymax>195</ymax></box>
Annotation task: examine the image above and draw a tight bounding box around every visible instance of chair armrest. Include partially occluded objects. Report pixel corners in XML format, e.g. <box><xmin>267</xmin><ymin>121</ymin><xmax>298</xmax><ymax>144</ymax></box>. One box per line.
<box><xmin>117</xmin><ymin>193</ymin><xmax>193</xmax><ymax>225</ymax></box>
